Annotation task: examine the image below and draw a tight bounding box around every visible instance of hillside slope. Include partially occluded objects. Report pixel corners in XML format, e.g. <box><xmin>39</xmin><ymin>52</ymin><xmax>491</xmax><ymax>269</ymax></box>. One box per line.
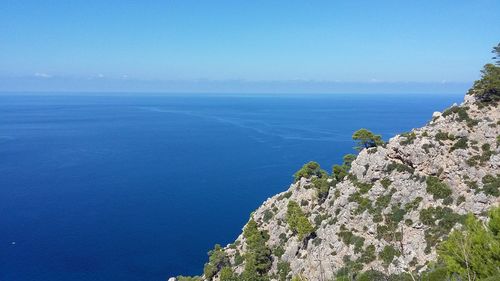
<box><xmin>170</xmin><ymin>77</ymin><xmax>500</xmax><ymax>281</ymax></box>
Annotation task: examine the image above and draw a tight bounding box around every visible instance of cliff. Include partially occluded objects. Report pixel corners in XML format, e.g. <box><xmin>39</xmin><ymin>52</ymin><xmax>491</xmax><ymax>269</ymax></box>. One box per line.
<box><xmin>173</xmin><ymin>61</ymin><xmax>500</xmax><ymax>281</ymax></box>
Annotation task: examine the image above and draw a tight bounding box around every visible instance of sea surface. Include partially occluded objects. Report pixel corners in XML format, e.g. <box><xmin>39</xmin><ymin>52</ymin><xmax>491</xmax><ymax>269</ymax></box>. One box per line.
<box><xmin>0</xmin><ymin>93</ymin><xmax>463</xmax><ymax>280</ymax></box>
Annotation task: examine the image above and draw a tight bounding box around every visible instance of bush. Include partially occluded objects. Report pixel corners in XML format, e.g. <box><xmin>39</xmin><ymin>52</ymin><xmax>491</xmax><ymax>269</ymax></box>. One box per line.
<box><xmin>357</xmin><ymin>244</ymin><xmax>376</xmax><ymax>264</ymax></box>
<box><xmin>333</xmin><ymin>154</ymin><xmax>357</xmax><ymax>181</ymax></box>
<box><xmin>375</xmin><ymin>192</ymin><xmax>393</xmax><ymax>210</ymax></box>
<box><xmin>349</xmin><ymin>175</ymin><xmax>373</xmax><ymax>194</ymax></box>
<box><xmin>386</xmin><ymin>161</ymin><xmax>414</xmax><ymax>174</ymax></box>
<box><xmin>422</xmin><ymin>143</ymin><xmax>433</xmax><ymax>153</ymax></box>
<box><xmin>419</xmin><ymin>207</ymin><xmax>465</xmax><ymax>252</ymax></box>
<box><xmin>438</xmin><ymin>207</ymin><xmax>500</xmax><ymax>279</ymax></box>
<box><xmin>482</xmin><ymin>174</ymin><xmax>499</xmax><ymax>196</ymax></box>
<box><xmin>242</xmin><ymin>218</ymin><xmax>272</xmax><ymax>277</ymax></box>
<box><xmin>219</xmin><ymin>267</ymin><xmax>237</xmax><ymax>281</ymax></box>
<box><xmin>388</xmin><ymin>206</ymin><xmax>406</xmax><ymax>224</ymax></box>
<box><xmin>263</xmin><ymin>209</ymin><xmax>274</xmax><ymax>223</ymax></box>
<box><xmin>442</xmin><ymin>106</ymin><xmax>478</xmax><ymax>128</ymax></box>
<box><xmin>378</xmin><ymin>245</ymin><xmax>400</xmax><ymax>266</ymax></box>
<box><xmin>352</xmin><ymin>129</ymin><xmax>384</xmax><ymax>150</ymax></box>
<box><xmin>380</xmin><ymin>178</ymin><xmax>392</xmax><ymax>189</ymax></box>
<box><xmin>286</xmin><ymin>201</ymin><xmax>314</xmax><ymax>240</ymax></box>
<box><xmin>399</xmin><ymin>132</ymin><xmax>416</xmax><ymax>145</ymax></box>
<box><xmin>348</xmin><ymin>192</ymin><xmax>372</xmax><ymax>214</ymax></box>
<box><xmin>442</xmin><ymin>197</ymin><xmax>453</xmax><ymax>205</ymax></box>
<box><xmin>276</xmin><ymin>260</ymin><xmax>291</xmax><ymax>281</ymax></box>
<box><xmin>176</xmin><ymin>276</ymin><xmax>202</xmax><ymax>281</ymax></box>
<box><xmin>450</xmin><ymin>137</ymin><xmax>468</xmax><ymax>151</ymax></box>
<box><xmin>404</xmin><ymin>196</ymin><xmax>422</xmax><ymax>211</ymax></box>
<box><xmin>357</xmin><ymin>270</ymin><xmax>387</xmax><ymax>281</ymax></box>
<box><xmin>426</xmin><ymin>176</ymin><xmax>452</xmax><ymax>199</ymax></box>
<box><xmin>203</xmin><ymin>244</ymin><xmax>230</xmax><ymax>280</ymax></box>
<box><xmin>311</xmin><ymin>177</ymin><xmax>332</xmax><ymax>203</ymax></box>
<box><xmin>435</xmin><ymin>131</ymin><xmax>454</xmax><ymax>142</ymax></box>
<box><xmin>469</xmin><ymin>62</ymin><xmax>500</xmax><ymax>103</ymax></box>
<box><xmin>277</xmin><ymin>191</ymin><xmax>292</xmax><ymax>200</ymax></box>
<box><xmin>293</xmin><ymin>161</ymin><xmax>326</xmax><ymax>182</ymax></box>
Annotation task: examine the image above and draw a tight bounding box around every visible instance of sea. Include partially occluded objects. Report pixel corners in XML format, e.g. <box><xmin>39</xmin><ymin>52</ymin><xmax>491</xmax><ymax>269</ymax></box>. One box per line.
<box><xmin>0</xmin><ymin>93</ymin><xmax>463</xmax><ymax>280</ymax></box>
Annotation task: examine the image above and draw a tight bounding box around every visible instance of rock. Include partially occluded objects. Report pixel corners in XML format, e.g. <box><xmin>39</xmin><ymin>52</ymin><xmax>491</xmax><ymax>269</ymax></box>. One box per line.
<box><xmin>191</xmin><ymin>93</ymin><xmax>500</xmax><ymax>281</ymax></box>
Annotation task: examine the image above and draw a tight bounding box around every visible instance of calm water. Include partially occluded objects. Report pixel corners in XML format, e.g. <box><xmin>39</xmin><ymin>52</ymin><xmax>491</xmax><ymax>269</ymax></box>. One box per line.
<box><xmin>0</xmin><ymin>93</ymin><xmax>462</xmax><ymax>280</ymax></box>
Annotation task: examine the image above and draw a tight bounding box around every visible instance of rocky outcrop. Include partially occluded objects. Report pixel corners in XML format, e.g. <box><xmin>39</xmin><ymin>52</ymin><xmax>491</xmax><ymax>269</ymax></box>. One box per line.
<box><xmin>190</xmin><ymin>93</ymin><xmax>499</xmax><ymax>281</ymax></box>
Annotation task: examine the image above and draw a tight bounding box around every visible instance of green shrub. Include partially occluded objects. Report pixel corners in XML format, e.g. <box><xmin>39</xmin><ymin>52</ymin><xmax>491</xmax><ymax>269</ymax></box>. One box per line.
<box><xmin>450</xmin><ymin>137</ymin><xmax>468</xmax><ymax>151</ymax></box>
<box><xmin>379</xmin><ymin>245</ymin><xmax>400</xmax><ymax>266</ymax></box>
<box><xmin>234</xmin><ymin>251</ymin><xmax>243</xmax><ymax>266</ymax></box>
<box><xmin>286</xmin><ymin>201</ymin><xmax>314</xmax><ymax>240</ymax></box>
<box><xmin>426</xmin><ymin>176</ymin><xmax>452</xmax><ymax>199</ymax></box>
<box><xmin>442</xmin><ymin>106</ymin><xmax>479</xmax><ymax>128</ymax></box>
<box><xmin>263</xmin><ymin>209</ymin><xmax>274</xmax><ymax>223</ymax></box>
<box><xmin>293</xmin><ymin>161</ymin><xmax>327</xmax><ymax>182</ymax></box>
<box><xmin>203</xmin><ymin>244</ymin><xmax>230</xmax><ymax>280</ymax></box>
<box><xmin>242</xmin><ymin>218</ymin><xmax>272</xmax><ymax>277</ymax></box>
<box><xmin>357</xmin><ymin>270</ymin><xmax>387</xmax><ymax>281</ymax></box>
<box><xmin>386</xmin><ymin>161</ymin><xmax>414</xmax><ymax>174</ymax></box>
<box><xmin>176</xmin><ymin>276</ymin><xmax>202</xmax><ymax>281</ymax></box>
<box><xmin>404</xmin><ymin>196</ymin><xmax>423</xmax><ymax>211</ymax></box>
<box><xmin>482</xmin><ymin>174</ymin><xmax>500</xmax><ymax>196</ymax></box>
<box><xmin>348</xmin><ymin>191</ymin><xmax>372</xmax><ymax>214</ymax></box>
<box><xmin>419</xmin><ymin>207</ymin><xmax>465</xmax><ymax>252</ymax></box>
<box><xmin>273</xmin><ymin>246</ymin><xmax>285</xmax><ymax>258</ymax></box>
<box><xmin>399</xmin><ymin>132</ymin><xmax>417</xmax><ymax>145</ymax></box>
<box><xmin>276</xmin><ymin>260</ymin><xmax>291</xmax><ymax>281</ymax></box>
<box><xmin>219</xmin><ymin>267</ymin><xmax>237</xmax><ymax>281</ymax></box>
<box><xmin>438</xmin><ymin>207</ymin><xmax>500</xmax><ymax>280</ymax></box>
<box><xmin>435</xmin><ymin>131</ymin><xmax>454</xmax><ymax>142</ymax></box>
<box><xmin>380</xmin><ymin>178</ymin><xmax>392</xmax><ymax>189</ymax></box>
<box><xmin>376</xmin><ymin>224</ymin><xmax>393</xmax><ymax>242</ymax></box>
<box><xmin>422</xmin><ymin>143</ymin><xmax>433</xmax><ymax>153</ymax></box>
<box><xmin>333</xmin><ymin>154</ymin><xmax>357</xmax><ymax>181</ymax></box>
<box><xmin>466</xmin><ymin>155</ymin><xmax>480</xmax><ymax>167</ymax></box>
<box><xmin>469</xmin><ymin>59</ymin><xmax>500</xmax><ymax>104</ymax></box>
<box><xmin>338</xmin><ymin>229</ymin><xmax>365</xmax><ymax>254</ymax></box>
<box><xmin>277</xmin><ymin>191</ymin><xmax>292</xmax><ymax>200</ymax></box>
<box><xmin>311</xmin><ymin>177</ymin><xmax>331</xmax><ymax>203</ymax></box>
<box><xmin>375</xmin><ymin>192</ymin><xmax>393</xmax><ymax>210</ymax></box>
<box><xmin>349</xmin><ymin>174</ymin><xmax>374</xmax><ymax>194</ymax></box>
<box><xmin>388</xmin><ymin>206</ymin><xmax>406</xmax><ymax>224</ymax></box>
<box><xmin>357</xmin><ymin>244</ymin><xmax>376</xmax><ymax>264</ymax></box>
<box><xmin>442</xmin><ymin>197</ymin><xmax>453</xmax><ymax>205</ymax></box>
<box><xmin>420</xmin><ymin>266</ymin><xmax>449</xmax><ymax>281</ymax></box>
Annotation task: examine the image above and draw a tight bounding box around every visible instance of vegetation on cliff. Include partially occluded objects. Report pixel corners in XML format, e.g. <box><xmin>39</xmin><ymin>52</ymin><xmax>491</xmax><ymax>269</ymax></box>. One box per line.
<box><xmin>174</xmin><ymin>43</ymin><xmax>500</xmax><ymax>281</ymax></box>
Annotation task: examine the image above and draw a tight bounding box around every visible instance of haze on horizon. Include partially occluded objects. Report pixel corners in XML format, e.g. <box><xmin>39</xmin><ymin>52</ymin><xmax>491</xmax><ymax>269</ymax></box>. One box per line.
<box><xmin>1</xmin><ymin>0</ymin><xmax>499</xmax><ymax>94</ymax></box>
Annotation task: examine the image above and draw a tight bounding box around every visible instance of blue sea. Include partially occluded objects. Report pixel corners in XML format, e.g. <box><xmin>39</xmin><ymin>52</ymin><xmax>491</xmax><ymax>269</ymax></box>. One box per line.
<box><xmin>0</xmin><ymin>93</ymin><xmax>463</xmax><ymax>280</ymax></box>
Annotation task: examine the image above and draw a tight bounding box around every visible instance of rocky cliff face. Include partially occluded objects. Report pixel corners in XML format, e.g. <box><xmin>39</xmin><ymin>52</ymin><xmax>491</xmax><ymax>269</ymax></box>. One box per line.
<box><xmin>182</xmin><ymin>92</ymin><xmax>499</xmax><ymax>281</ymax></box>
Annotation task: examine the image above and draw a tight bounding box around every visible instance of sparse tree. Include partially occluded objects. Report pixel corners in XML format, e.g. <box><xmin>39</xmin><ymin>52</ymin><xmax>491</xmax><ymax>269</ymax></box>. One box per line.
<box><xmin>352</xmin><ymin>129</ymin><xmax>384</xmax><ymax>150</ymax></box>
<box><xmin>493</xmin><ymin>42</ymin><xmax>500</xmax><ymax>65</ymax></box>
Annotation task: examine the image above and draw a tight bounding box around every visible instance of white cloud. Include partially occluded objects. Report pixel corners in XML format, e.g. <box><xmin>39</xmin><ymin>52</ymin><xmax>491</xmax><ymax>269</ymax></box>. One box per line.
<box><xmin>34</xmin><ymin>72</ymin><xmax>52</xmax><ymax>78</ymax></box>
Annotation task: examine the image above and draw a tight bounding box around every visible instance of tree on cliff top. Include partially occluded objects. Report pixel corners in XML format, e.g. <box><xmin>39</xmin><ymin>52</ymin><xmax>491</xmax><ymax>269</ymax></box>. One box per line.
<box><xmin>493</xmin><ymin>42</ymin><xmax>500</xmax><ymax>65</ymax></box>
<box><xmin>470</xmin><ymin>43</ymin><xmax>500</xmax><ymax>103</ymax></box>
<box><xmin>352</xmin><ymin>129</ymin><xmax>383</xmax><ymax>150</ymax></box>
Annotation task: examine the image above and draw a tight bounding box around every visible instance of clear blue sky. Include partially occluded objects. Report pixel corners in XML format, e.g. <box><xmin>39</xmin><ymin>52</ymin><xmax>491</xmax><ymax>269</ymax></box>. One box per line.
<box><xmin>1</xmin><ymin>0</ymin><xmax>499</xmax><ymax>93</ymax></box>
